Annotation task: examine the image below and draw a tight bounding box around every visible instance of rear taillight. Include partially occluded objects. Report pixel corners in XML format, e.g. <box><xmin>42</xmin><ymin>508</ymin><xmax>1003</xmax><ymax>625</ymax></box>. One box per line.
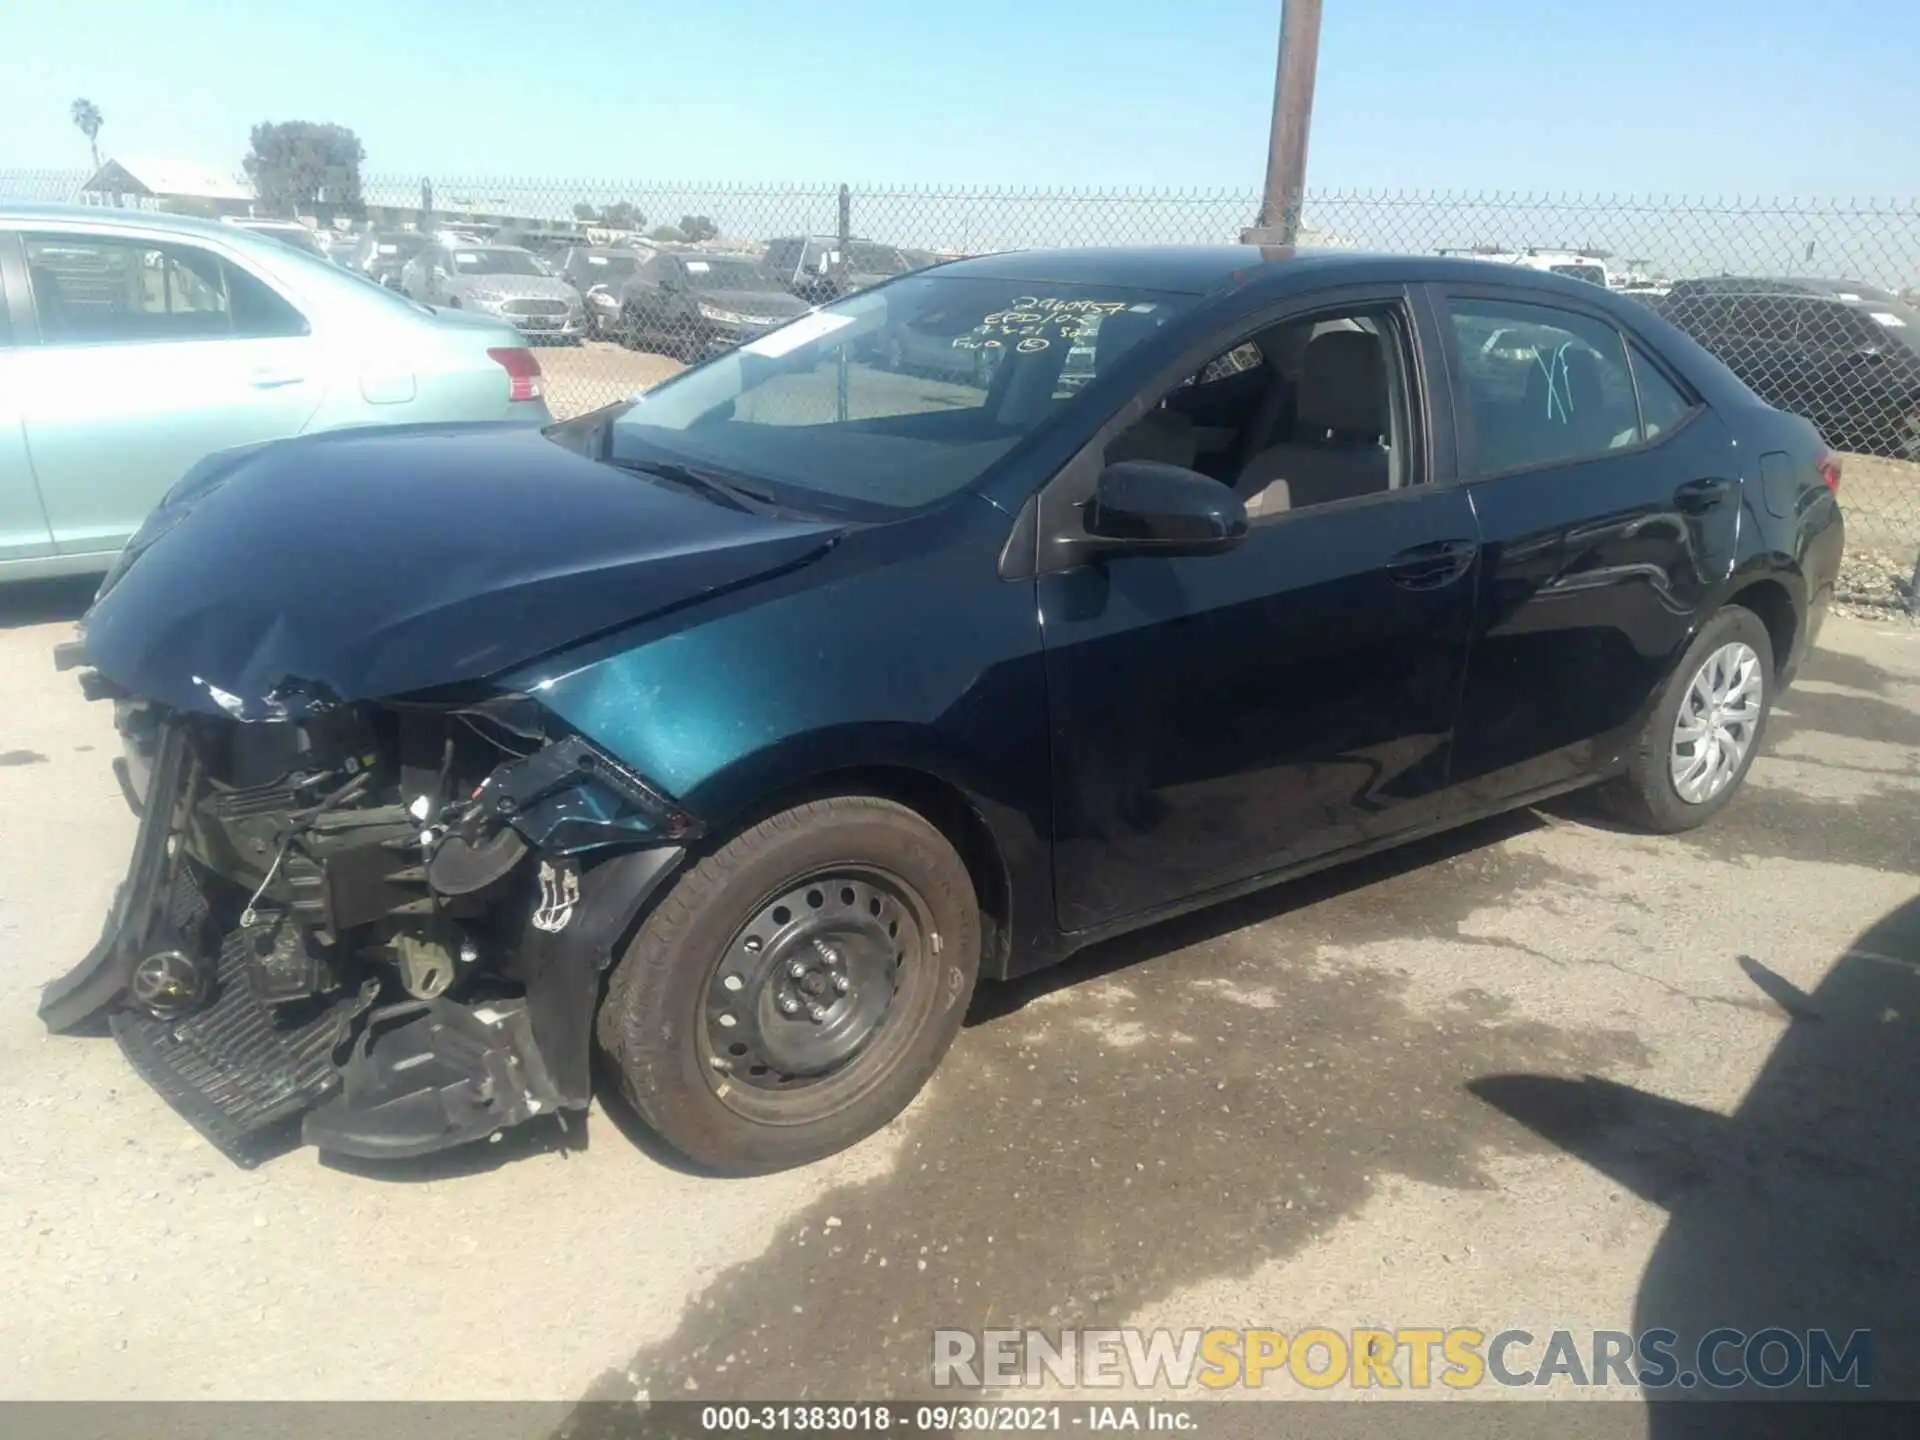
<box><xmin>1816</xmin><ymin>448</ymin><xmax>1842</xmax><ymax>493</ymax></box>
<box><xmin>487</xmin><ymin>346</ymin><xmax>544</xmax><ymax>403</ymax></box>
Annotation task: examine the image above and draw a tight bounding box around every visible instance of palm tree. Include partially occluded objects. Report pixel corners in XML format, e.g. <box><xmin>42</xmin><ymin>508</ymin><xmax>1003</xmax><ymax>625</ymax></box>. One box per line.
<box><xmin>70</xmin><ymin>99</ymin><xmax>103</xmax><ymax>170</ymax></box>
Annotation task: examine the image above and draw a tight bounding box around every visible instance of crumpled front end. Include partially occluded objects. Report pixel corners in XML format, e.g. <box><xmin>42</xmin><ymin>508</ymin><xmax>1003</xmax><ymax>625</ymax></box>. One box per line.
<box><xmin>41</xmin><ymin>681</ymin><xmax>697</xmax><ymax>1166</ymax></box>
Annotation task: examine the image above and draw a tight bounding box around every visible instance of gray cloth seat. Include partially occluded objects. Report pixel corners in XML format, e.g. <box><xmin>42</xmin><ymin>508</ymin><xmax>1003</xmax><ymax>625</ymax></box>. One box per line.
<box><xmin>1235</xmin><ymin>330</ymin><xmax>1391</xmax><ymax>516</ymax></box>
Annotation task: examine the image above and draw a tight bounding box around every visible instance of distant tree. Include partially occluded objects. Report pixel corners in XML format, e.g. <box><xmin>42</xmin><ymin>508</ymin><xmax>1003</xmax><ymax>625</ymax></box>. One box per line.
<box><xmin>600</xmin><ymin>200</ymin><xmax>643</xmax><ymax>231</ymax></box>
<box><xmin>678</xmin><ymin>214</ymin><xmax>719</xmax><ymax>243</ymax></box>
<box><xmin>70</xmin><ymin>98</ymin><xmax>104</xmax><ymax>170</ymax></box>
<box><xmin>244</xmin><ymin>121</ymin><xmax>365</xmax><ymax>217</ymax></box>
<box><xmin>572</xmin><ymin>201</ymin><xmax>597</xmax><ymax>221</ymax></box>
<box><xmin>648</xmin><ymin>224</ymin><xmax>685</xmax><ymax>243</ymax></box>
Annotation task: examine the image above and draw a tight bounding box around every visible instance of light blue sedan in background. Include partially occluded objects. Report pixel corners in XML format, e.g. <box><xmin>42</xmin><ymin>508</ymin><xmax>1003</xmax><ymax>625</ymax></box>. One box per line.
<box><xmin>0</xmin><ymin>203</ymin><xmax>553</xmax><ymax>583</ymax></box>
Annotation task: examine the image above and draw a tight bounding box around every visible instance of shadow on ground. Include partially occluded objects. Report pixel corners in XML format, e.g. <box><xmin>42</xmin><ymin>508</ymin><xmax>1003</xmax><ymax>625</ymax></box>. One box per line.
<box><xmin>0</xmin><ymin>576</ymin><xmax>95</xmax><ymax>630</ymax></box>
<box><xmin>553</xmin><ymin>812</ymin><xmax>1650</xmax><ymax>1417</ymax></box>
<box><xmin>1475</xmin><ymin>892</ymin><xmax>1920</xmax><ymax>1423</ymax></box>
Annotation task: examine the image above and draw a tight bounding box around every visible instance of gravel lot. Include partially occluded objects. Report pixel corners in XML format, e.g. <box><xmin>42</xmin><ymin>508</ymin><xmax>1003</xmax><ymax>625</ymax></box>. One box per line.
<box><xmin>537</xmin><ymin>340</ymin><xmax>681</xmax><ymax>420</ymax></box>
<box><xmin>2</xmin><ymin>583</ymin><xmax>1917</xmax><ymax>1414</ymax></box>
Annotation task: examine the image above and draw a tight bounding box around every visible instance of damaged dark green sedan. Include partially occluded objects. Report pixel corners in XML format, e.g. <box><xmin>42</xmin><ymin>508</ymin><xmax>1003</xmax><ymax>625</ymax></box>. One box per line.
<box><xmin>42</xmin><ymin>246</ymin><xmax>1841</xmax><ymax>1176</ymax></box>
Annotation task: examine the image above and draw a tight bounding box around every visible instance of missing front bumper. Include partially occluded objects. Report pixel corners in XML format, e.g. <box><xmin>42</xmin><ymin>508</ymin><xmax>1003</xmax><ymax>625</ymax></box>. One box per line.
<box><xmin>41</xmin><ymin>714</ymin><xmax>689</xmax><ymax>1166</ymax></box>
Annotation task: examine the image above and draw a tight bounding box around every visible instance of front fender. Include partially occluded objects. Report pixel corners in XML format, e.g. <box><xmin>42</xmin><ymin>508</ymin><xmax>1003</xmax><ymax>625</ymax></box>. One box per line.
<box><xmin>509</xmin><ymin>499</ymin><xmax>1059</xmax><ymax>967</ymax></box>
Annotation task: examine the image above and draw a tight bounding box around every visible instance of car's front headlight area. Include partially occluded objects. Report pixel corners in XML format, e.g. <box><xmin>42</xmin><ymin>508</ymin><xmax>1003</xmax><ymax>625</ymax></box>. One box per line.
<box><xmin>697</xmin><ymin>301</ymin><xmax>746</xmax><ymax>325</ymax></box>
<box><xmin>467</xmin><ymin>291</ymin><xmax>508</xmax><ymax>309</ymax></box>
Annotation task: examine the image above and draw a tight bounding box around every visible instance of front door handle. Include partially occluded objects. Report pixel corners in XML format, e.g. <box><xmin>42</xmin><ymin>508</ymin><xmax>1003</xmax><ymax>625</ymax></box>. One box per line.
<box><xmin>249</xmin><ymin>369</ymin><xmax>305</xmax><ymax>390</ymax></box>
<box><xmin>1674</xmin><ymin>477</ymin><xmax>1733</xmax><ymax>514</ymax></box>
<box><xmin>1386</xmin><ymin>538</ymin><xmax>1478</xmax><ymax>591</ymax></box>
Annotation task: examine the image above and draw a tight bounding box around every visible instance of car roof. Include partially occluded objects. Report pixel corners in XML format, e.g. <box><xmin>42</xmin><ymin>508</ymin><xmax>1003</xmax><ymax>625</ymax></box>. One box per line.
<box><xmin>928</xmin><ymin>244</ymin><xmax>1639</xmax><ymax>301</ymax></box>
<box><xmin>0</xmin><ymin>200</ymin><xmax>297</xmax><ymax>246</ymax></box>
<box><xmin>1666</xmin><ymin>275</ymin><xmax>1895</xmax><ymax>300</ymax></box>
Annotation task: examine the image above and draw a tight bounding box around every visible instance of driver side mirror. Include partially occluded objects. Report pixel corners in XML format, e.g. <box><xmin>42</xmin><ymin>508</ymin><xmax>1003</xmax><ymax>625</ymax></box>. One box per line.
<box><xmin>1080</xmin><ymin>461</ymin><xmax>1247</xmax><ymax>557</ymax></box>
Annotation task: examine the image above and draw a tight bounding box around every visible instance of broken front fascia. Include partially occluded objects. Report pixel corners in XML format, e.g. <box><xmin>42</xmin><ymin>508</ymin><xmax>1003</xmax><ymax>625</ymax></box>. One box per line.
<box><xmin>39</xmin><ymin>706</ymin><xmax>705</xmax><ymax>1164</ymax></box>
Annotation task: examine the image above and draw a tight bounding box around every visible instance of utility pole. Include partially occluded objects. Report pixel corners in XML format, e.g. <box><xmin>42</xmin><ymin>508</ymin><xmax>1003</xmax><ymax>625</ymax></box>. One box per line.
<box><xmin>1242</xmin><ymin>0</ymin><xmax>1324</xmax><ymax>246</ymax></box>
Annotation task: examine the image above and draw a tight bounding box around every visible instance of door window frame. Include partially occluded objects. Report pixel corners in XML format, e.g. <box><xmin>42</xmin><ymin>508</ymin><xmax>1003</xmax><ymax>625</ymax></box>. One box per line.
<box><xmin>1431</xmin><ymin>282</ymin><xmax>1706</xmax><ymax>483</ymax></box>
<box><xmin>13</xmin><ymin>228</ymin><xmax>311</xmax><ymax>349</ymax></box>
<box><xmin>1026</xmin><ymin>282</ymin><xmax>1446</xmax><ymax>579</ymax></box>
<box><xmin>0</xmin><ymin>231</ymin><xmax>26</xmax><ymax>346</ymax></box>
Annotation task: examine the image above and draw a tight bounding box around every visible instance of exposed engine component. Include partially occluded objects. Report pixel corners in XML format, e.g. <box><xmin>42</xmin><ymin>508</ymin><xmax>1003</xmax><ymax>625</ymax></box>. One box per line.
<box><xmin>39</xmin><ymin>696</ymin><xmax>700</xmax><ymax>1166</ymax></box>
<box><xmin>392</xmin><ymin>922</ymin><xmax>474</xmax><ymax>1001</ymax></box>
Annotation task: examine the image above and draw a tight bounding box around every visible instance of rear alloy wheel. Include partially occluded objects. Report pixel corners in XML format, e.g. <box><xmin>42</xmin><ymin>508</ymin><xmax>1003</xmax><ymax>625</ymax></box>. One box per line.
<box><xmin>1601</xmin><ymin>605</ymin><xmax>1775</xmax><ymax>832</ymax></box>
<box><xmin>1668</xmin><ymin>641</ymin><xmax>1764</xmax><ymax>804</ymax></box>
<box><xmin>597</xmin><ymin>796</ymin><xmax>980</xmax><ymax>1173</ymax></box>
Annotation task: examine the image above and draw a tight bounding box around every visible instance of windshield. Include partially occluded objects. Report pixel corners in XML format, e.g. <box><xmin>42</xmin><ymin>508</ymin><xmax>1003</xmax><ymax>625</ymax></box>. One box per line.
<box><xmin>577</xmin><ymin>252</ymin><xmax>638</xmax><ymax>280</ymax></box>
<box><xmin>845</xmin><ymin>242</ymin><xmax>907</xmax><ymax>274</ymax></box>
<box><xmin>609</xmin><ymin>274</ymin><xmax>1196</xmax><ymax>515</ymax></box>
<box><xmin>451</xmin><ymin>248</ymin><xmax>545</xmax><ymax>276</ymax></box>
<box><xmin>684</xmin><ymin>258</ymin><xmax>774</xmax><ymax>292</ymax></box>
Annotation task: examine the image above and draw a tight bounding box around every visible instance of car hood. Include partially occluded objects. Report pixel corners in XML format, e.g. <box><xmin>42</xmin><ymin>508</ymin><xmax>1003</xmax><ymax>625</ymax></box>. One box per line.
<box><xmin>453</xmin><ymin>274</ymin><xmax>578</xmax><ymax>301</ymax></box>
<box><xmin>81</xmin><ymin>425</ymin><xmax>845</xmax><ymax>719</ymax></box>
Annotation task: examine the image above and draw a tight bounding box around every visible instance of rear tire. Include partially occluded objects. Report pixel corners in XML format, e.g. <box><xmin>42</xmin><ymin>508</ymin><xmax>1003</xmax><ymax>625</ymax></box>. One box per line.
<box><xmin>1601</xmin><ymin>605</ymin><xmax>1774</xmax><ymax>833</ymax></box>
<box><xmin>596</xmin><ymin>795</ymin><xmax>981</xmax><ymax>1174</ymax></box>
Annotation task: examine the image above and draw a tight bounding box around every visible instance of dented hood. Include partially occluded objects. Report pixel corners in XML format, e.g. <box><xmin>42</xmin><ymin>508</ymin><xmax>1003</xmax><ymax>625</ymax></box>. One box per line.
<box><xmin>82</xmin><ymin>424</ymin><xmax>843</xmax><ymax>717</ymax></box>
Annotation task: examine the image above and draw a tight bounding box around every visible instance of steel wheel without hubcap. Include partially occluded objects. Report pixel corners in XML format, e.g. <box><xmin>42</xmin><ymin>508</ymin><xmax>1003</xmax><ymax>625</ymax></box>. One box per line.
<box><xmin>700</xmin><ymin>869</ymin><xmax>930</xmax><ymax>1124</ymax></box>
<box><xmin>1670</xmin><ymin>640</ymin><xmax>1764</xmax><ymax>804</ymax></box>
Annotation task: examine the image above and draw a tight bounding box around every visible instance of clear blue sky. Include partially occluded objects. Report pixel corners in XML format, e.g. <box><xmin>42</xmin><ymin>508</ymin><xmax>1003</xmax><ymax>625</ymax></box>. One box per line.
<box><xmin>4</xmin><ymin>0</ymin><xmax>1914</xmax><ymax>195</ymax></box>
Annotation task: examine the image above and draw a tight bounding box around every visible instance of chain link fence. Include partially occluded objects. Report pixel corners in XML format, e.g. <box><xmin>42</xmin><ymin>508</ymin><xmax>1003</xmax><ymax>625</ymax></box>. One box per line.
<box><xmin>8</xmin><ymin>169</ymin><xmax>1920</xmax><ymax>603</ymax></box>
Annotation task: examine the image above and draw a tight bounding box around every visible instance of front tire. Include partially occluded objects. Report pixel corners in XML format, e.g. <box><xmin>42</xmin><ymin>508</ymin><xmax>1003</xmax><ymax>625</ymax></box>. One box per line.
<box><xmin>597</xmin><ymin>795</ymin><xmax>981</xmax><ymax>1174</ymax></box>
<box><xmin>1603</xmin><ymin>605</ymin><xmax>1774</xmax><ymax>832</ymax></box>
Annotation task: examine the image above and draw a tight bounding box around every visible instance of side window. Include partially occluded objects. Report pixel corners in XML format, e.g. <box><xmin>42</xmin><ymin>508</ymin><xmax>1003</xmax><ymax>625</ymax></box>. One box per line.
<box><xmin>1447</xmin><ymin>297</ymin><xmax>1640</xmax><ymax>475</ymax></box>
<box><xmin>224</xmin><ymin>260</ymin><xmax>308</xmax><ymax>339</ymax></box>
<box><xmin>26</xmin><ymin>234</ymin><xmax>230</xmax><ymax>344</ymax></box>
<box><xmin>1628</xmin><ymin>344</ymin><xmax>1695</xmax><ymax>440</ymax></box>
<box><xmin>25</xmin><ymin>233</ymin><xmax>305</xmax><ymax>345</ymax></box>
<box><xmin>1108</xmin><ymin>307</ymin><xmax>1409</xmax><ymax>520</ymax></box>
<box><xmin>1184</xmin><ymin>341</ymin><xmax>1262</xmax><ymax>387</ymax></box>
<box><xmin>1804</xmin><ymin>301</ymin><xmax>1880</xmax><ymax>354</ymax></box>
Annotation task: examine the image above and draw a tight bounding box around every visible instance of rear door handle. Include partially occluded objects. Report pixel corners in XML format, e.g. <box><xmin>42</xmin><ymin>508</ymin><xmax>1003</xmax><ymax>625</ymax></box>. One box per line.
<box><xmin>1386</xmin><ymin>538</ymin><xmax>1478</xmax><ymax>591</ymax></box>
<box><xmin>1674</xmin><ymin>477</ymin><xmax>1733</xmax><ymax>514</ymax></box>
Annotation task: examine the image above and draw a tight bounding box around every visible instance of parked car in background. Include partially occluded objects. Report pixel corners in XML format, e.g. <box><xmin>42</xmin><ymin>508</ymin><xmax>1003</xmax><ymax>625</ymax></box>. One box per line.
<box><xmin>221</xmin><ymin>217</ymin><xmax>329</xmax><ymax>261</ymax></box>
<box><xmin>1657</xmin><ymin>277</ymin><xmax>1920</xmax><ymax>458</ymax></box>
<box><xmin>555</xmin><ymin>245</ymin><xmax>643</xmax><ymax>338</ymax></box>
<box><xmin>492</xmin><ymin>227</ymin><xmax>586</xmax><ymax>267</ymax></box>
<box><xmin>337</xmin><ymin>229</ymin><xmax>428</xmax><ymax>289</ymax></box>
<box><xmin>763</xmin><ymin>235</ymin><xmax>915</xmax><ymax>303</ymax></box>
<box><xmin>615</xmin><ymin>250</ymin><xmax>806</xmax><ymax>357</ymax></box>
<box><xmin>1439</xmin><ymin>248</ymin><xmax>1612</xmax><ymax>287</ymax></box>
<box><xmin>43</xmin><ymin>247</ymin><xmax>1840</xmax><ymax>1180</ymax></box>
<box><xmin>433</xmin><ymin>227</ymin><xmax>495</xmax><ymax>250</ymax></box>
<box><xmin>400</xmin><ymin>243</ymin><xmax>587</xmax><ymax>343</ymax></box>
<box><xmin>0</xmin><ymin>203</ymin><xmax>550</xmax><ymax>583</ymax></box>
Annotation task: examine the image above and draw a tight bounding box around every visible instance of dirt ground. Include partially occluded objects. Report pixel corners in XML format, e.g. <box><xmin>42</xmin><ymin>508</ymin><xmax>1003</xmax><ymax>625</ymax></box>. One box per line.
<box><xmin>1</xmin><ymin>588</ymin><xmax>1917</xmax><ymax>1415</ymax></box>
<box><xmin>536</xmin><ymin>340</ymin><xmax>681</xmax><ymax>420</ymax></box>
